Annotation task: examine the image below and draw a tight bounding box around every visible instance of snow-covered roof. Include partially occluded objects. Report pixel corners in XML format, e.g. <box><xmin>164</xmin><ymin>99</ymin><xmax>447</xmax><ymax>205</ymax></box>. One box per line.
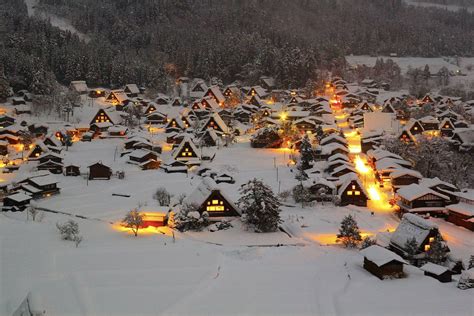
<box><xmin>182</xmin><ymin>177</ymin><xmax>240</xmax><ymax>214</ymax></box>
<box><xmin>28</xmin><ymin>175</ymin><xmax>59</xmax><ymax>187</ymax></box>
<box><xmin>397</xmin><ymin>183</ymin><xmax>449</xmax><ymax>202</ymax></box>
<box><xmin>337</xmin><ymin>173</ymin><xmax>368</xmax><ymax>197</ymax></box>
<box><xmin>69</xmin><ymin>80</ymin><xmax>88</xmax><ymax>92</ymax></box>
<box><xmin>5</xmin><ymin>192</ymin><xmax>32</xmax><ymax>203</ymax></box>
<box><xmin>320</xmin><ymin>134</ymin><xmax>348</xmax><ymax>146</ymax></box>
<box><xmin>360</xmin><ymin>245</ymin><xmax>406</xmax><ymax>266</ymax></box>
<box><xmin>420</xmin><ymin>262</ymin><xmax>449</xmax><ymax>275</ymax></box>
<box><xmin>446</xmin><ymin>202</ymin><xmax>474</xmax><ymax>217</ymax></box>
<box><xmin>125</xmin><ymin>84</ymin><xmax>140</xmax><ymax>94</ymax></box>
<box><xmin>389</xmin><ymin>169</ymin><xmax>422</xmax><ymax>180</ymax></box>
<box><xmin>390</xmin><ymin>213</ymin><xmax>438</xmax><ymax>249</ymax></box>
<box><xmin>418</xmin><ymin>177</ymin><xmax>458</xmax><ymax>191</ymax></box>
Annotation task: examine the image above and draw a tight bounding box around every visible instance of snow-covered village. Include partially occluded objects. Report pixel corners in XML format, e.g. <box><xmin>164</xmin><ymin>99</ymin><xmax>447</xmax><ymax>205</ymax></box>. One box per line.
<box><xmin>1</xmin><ymin>0</ymin><xmax>474</xmax><ymax>315</ymax></box>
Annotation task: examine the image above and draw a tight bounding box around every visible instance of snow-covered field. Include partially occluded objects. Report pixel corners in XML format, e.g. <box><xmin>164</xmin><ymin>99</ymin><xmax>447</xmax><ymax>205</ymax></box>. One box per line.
<box><xmin>404</xmin><ymin>0</ymin><xmax>474</xmax><ymax>13</ymax></box>
<box><xmin>1</xmin><ymin>137</ymin><xmax>473</xmax><ymax>315</ymax></box>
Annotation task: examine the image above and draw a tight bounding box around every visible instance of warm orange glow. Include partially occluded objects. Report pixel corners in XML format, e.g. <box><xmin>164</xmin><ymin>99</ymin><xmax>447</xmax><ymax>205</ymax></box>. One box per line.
<box><xmin>280</xmin><ymin>112</ymin><xmax>287</xmax><ymax>121</ymax></box>
<box><xmin>354</xmin><ymin>155</ymin><xmax>369</xmax><ymax>174</ymax></box>
<box><xmin>112</xmin><ymin>222</ymin><xmax>172</xmax><ymax>236</ymax></box>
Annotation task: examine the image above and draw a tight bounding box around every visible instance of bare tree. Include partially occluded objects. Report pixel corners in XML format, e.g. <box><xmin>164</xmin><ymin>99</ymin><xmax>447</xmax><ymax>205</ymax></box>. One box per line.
<box><xmin>122</xmin><ymin>209</ymin><xmax>144</xmax><ymax>237</ymax></box>
<box><xmin>153</xmin><ymin>187</ymin><xmax>172</xmax><ymax>206</ymax></box>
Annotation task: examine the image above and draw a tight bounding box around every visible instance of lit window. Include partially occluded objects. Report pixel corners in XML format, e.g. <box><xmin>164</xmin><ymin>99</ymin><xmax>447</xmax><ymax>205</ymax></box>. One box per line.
<box><xmin>429</xmin><ymin>237</ymin><xmax>434</xmax><ymax>243</ymax></box>
<box><xmin>212</xmin><ymin>200</ymin><xmax>219</xmax><ymax>205</ymax></box>
<box><xmin>355</xmin><ymin>191</ymin><xmax>360</xmax><ymax>195</ymax></box>
<box><xmin>424</xmin><ymin>245</ymin><xmax>430</xmax><ymax>251</ymax></box>
<box><xmin>207</xmin><ymin>205</ymin><xmax>225</xmax><ymax>212</ymax></box>
<box><xmin>414</xmin><ymin>127</ymin><xmax>418</xmax><ymax>130</ymax></box>
<box><xmin>352</xmin><ymin>185</ymin><xmax>355</xmax><ymax>190</ymax></box>
<box><xmin>181</xmin><ymin>152</ymin><xmax>186</xmax><ymax>157</ymax></box>
<box><xmin>347</xmin><ymin>191</ymin><xmax>353</xmax><ymax>196</ymax></box>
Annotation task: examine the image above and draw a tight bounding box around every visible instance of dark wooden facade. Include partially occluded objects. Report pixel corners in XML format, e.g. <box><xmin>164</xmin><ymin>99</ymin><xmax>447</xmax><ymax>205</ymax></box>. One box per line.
<box><xmin>339</xmin><ymin>180</ymin><xmax>368</xmax><ymax>207</ymax></box>
<box><xmin>197</xmin><ymin>190</ymin><xmax>239</xmax><ymax>218</ymax></box>
<box><xmin>88</xmin><ymin>163</ymin><xmax>112</xmax><ymax>180</ymax></box>
<box><xmin>363</xmin><ymin>257</ymin><xmax>404</xmax><ymax>280</ymax></box>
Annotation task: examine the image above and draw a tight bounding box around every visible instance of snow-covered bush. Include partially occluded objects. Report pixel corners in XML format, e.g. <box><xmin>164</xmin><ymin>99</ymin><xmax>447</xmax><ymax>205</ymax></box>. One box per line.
<box><xmin>278</xmin><ymin>190</ymin><xmax>291</xmax><ymax>202</ymax></box>
<box><xmin>292</xmin><ymin>184</ymin><xmax>313</xmax><ymax>208</ymax></box>
<box><xmin>153</xmin><ymin>187</ymin><xmax>172</xmax><ymax>206</ymax></box>
<box><xmin>336</xmin><ymin>215</ymin><xmax>362</xmax><ymax>248</ymax></box>
<box><xmin>173</xmin><ymin>203</ymin><xmax>209</xmax><ymax>232</ymax></box>
<box><xmin>56</xmin><ymin>220</ymin><xmax>80</xmax><ymax>241</ymax></box>
<box><xmin>209</xmin><ymin>220</ymin><xmax>232</xmax><ymax>232</ymax></box>
<box><xmin>238</xmin><ymin>178</ymin><xmax>281</xmax><ymax>232</ymax></box>
<box><xmin>457</xmin><ymin>269</ymin><xmax>474</xmax><ymax>290</ymax></box>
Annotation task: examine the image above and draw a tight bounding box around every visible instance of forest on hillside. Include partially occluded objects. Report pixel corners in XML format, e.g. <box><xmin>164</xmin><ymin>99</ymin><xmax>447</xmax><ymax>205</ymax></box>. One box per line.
<box><xmin>1</xmin><ymin>0</ymin><xmax>473</xmax><ymax>95</ymax></box>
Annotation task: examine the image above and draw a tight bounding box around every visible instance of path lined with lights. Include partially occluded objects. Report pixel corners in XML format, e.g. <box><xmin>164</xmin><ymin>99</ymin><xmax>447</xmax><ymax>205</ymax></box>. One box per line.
<box><xmin>327</xmin><ymin>86</ymin><xmax>393</xmax><ymax>213</ymax></box>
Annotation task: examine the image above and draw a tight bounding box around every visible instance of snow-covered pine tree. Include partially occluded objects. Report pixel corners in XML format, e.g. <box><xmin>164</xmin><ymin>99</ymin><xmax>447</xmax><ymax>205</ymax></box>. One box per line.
<box><xmin>292</xmin><ymin>184</ymin><xmax>312</xmax><ymax>208</ymax></box>
<box><xmin>360</xmin><ymin>236</ymin><xmax>376</xmax><ymax>249</ymax></box>
<box><xmin>122</xmin><ymin>209</ymin><xmax>144</xmax><ymax>237</ymax></box>
<box><xmin>404</xmin><ymin>237</ymin><xmax>419</xmax><ymax>257</ymax></box>
<box><xmin>238</xmin><ymin>178</ymin><xmax>281</xmax><ymax>232</ymax></box>
<box><xmin>426</xmin><ymin>234</ymin><xmax>449</xmax><ymax>264</ymax></box>
<box><xmin>299</xmin><ymin>135</ymin><xmax>313</xmax><ymax>170</ymax></box>
<box><xmin>336</xmin><ymin>214</ymin><xmax>362</xmax><ymax>248</ymax></box>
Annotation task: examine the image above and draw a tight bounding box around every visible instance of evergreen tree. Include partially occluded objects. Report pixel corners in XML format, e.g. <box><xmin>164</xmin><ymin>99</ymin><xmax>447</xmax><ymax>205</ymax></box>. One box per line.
<box><xmin>238</xmin><ymin>178</ymin><xmax>281</xmax><ymax>232</ymax></box>
<box><xmin>299</xmin><ymin>135</ymin><xmax>313</xmax><ymax>170</ymax></box>
<box><xmin>360</xmin><ymin>236</ymin><xmax>376</xmax><ymax>249</ymax></box>
<box><xmin>426</xmin><ymin>234</ymin><xmax>449</xmax><ymax>264</ymax></box>
<box><xmin>337</xmin><ymin>214</ymin><xmax>362</xmax><ymax>248</ymax></box>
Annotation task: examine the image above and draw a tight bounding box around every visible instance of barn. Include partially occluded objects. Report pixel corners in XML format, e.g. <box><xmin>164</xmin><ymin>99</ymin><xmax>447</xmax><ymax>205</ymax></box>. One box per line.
<box><xmin>361</xmin><ymin>245</ymin><xmax>406</xmax><ymax>280</ymax></box>
<box><xmin>88</xmin><ymin>162</ymin><xmax>112</xmax><ymax>180</ymax></box>
<box><xmin>420</xmin><ymin>263</ymin><xmax>452</xmax><ymax>283</ymax></box>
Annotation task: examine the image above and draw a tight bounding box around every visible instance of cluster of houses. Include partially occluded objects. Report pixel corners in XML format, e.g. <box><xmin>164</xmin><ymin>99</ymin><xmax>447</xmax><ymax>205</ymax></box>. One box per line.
<box><xmin>362</xmin><ymin>213</ymin><xmax>463</xmax><ymax>283</ymax></box>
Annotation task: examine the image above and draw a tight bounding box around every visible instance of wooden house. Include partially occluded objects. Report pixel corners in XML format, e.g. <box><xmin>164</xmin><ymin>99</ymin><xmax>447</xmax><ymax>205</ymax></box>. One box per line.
<box><xmin>145</xmin><ymin>111</ymin><xmax>167</xmax><ymax>125</ymax></box>
<box><xmin>259</xmin><ymin>76</ymin><xmax>275</xmax><ymax>91</ymax></box>
<box><xmin>446</xmin><ymin>202</ymin><xmax>474</xmax><ymax>231</ymax></box>
<box><xmin>201</xmin><ymin>113</ymin><xmax>229</xmax><ymax>135</ymax></box>
<box><xmin>37</xmin><ymin>160</ymin><xmax>63</xmax><ymax>174</ymax></box>
<box><xmin>128</xmin><ymin>149</ymin><xmax>158</xmax><ymax>164</ymax></box>
<box><xmin>18</xmin><ymin>175</ymin><xmax>60</xmax><ymax>198</ymax></box>
<box><xmin>418</xmin><ymin>177</ymin><xmax>459</xmax><ymax>205</ymax></box>
<box><xmin>65</xmin><ymin>164</ymin><xmax>80</xmax><ymax>176</ymax></box>
<box><xmin>106</xmin><ymin>90</ymin><xmax>129</xmax><ymax>105</ymax></box>
<box><xmin>405</xmin><ymin>119</ymin><xmax>424</xmax><ymax>135</ymax></box>
<box><xmin>420</xmin><ymin>263</ymin><xmax>452</xmax><ymax>283</ymax></box>
<box><xmin>139</xmin><ymin>159</ymin><xmax>161</xmax><ymax>170</ymax></box>
<box><xmin>88</xmin><ymin>162</ymin><xmax>112</xmax><ymax>180</ymax></box>
<box><xmin>173</xmin><ymin>137</ymin><xmax>200</xmax><ymax>163</ymax></box>
<box><xmin>69</xmin><ymin>80</ymin><xmax>88</xmax><ymax>95</ymax></box>
<box><xmin>450</xmin><ymin>129</ymin><xmax>474</xmax><ymax>152</ymax></box>
<box><xmin>200</xmin><ymin>129</ymin><xmax>220</xmax><ymax>147</ymax></box>
<box><xmin>396</xmin><ymin>183</ymin><xmax>449</xmax><ymax>214</ymax></box>
<box><xmin>2</xmin><ymin>192</ymin><xmax>32</xmax><ymax>212</ymax></box>
<box><xmin>361</xmin><ymin>245</ymin><xmax>406</xmax><ymax>280</ymax></box>
<box><xmin>28</xmin><ymin>123</ymin><xmax>48</xmax><ymax>137</ymax></box>
<box><xmin>389</xmin><ymin>213</ymin><xmax>442</xmax><ymax>257</ymax></box>
<box><xmin>439</xmin><ymin>118</ymin><xmax>455</xmax><ymax>137</ymax></box>
<box><xmin>247</xmin><ymin>86</ymin><xmax>268</xmax><ymax>99</ymax></box>
<box><xmin>12</xmin><ymin>97</ymin><xmax>26</xmax><ymax>105</ymax></box>
<box><xmin>181</xmin><ymin>177</ymin><xmax>240</xmax><ymax>218</ymax></box>
<box><xmin>27</xmin><ymin>141</ymin><xmax>49</xmax><ymax>160</ymax></box>
<box><xmin>337</xmin><ymin>173</ymin><xmax>368</xmax><ymax>206</ymax></box>
<box><xmin>160</xmin><ymin>159</ymin><xmax>188</xmax><ymax>173</ymax></box>
<box><xmin>143</xmin><ymin>103</ymin><xmax>157</xmax><ymax>115</ymax></box>
<box><xmin>398</xmin><ymin>129</ymin><xmax>417</xmax><ymax>143</ymax></box>
<box><xmin>190</xmin><ymin>80</ymin><xmax>208</xmax><ymax>99</ymax></box>
<box><xmin>320</xmin><ymin>134</ymin><xmax>348</xmax><ymax>147</ymax></box>
<box><xmin>421</xmin><ymin>94</ymin><xmax>435</xmax><ymax>104</ymax></box>
<box><xmin>223</xmin><ymin>85</ymin><xmax>240</xmax><ymax>99</ymax></box>
<box><xmin>294</xmin><ymin>118</ymin><xmax>318</xmax><ymax>134</ymax></box>
<box><xmin>15</xmin><ymin>104</ymin><xmax>31</xmax><ymax>115</ymax></box>
<box><xmin>357</xmin><ymin>101</ymin><xmax>375</xmax><ymax>112</ymax></box>
<box><xmin>124</xmin><ymin>84</ymin><xmax>140</xmax><ymax>98</ymax></box>
<box><xmin>88</xmin><ymin>88</ymin><xmax>106</xmax><ymax>98</ymax></box>
<box><xmin>0</xmin><ymin>140</ymin><xmax>8</xmax><ymax>155</ymax></box>
<box><xmin>165</xmin><ymin>116</ymin><xmax>186</xmax><ymax>133</ymax></box>
<box><xmin>381</xmin><ymin>103</ymin><xmax>396</xmax><ymax>114</ymax></box>
<box><xmin>201</xmin><ymin>97</ymin><xmax>220</xmax><ymax>112</ymax></box>
<box><xmin>156</xmin><ymin>95</ymin><xmax>170</xmax><ymax>105</ymax></box>
<box><xmin>390</xmin><ymin>169</ymin><xmax>422</xmax><ymax>190</ymax></box>
<box><xmin>204</xmin><ymin>86</ymin><xmax>225</xmax><ymax>105</ymax></box>
<box><xmin>248</xmin><ymin>95</ymin><xmax>263</xmax><ymax>107</ymax></box>
<box><xmin>90</xmin><ymin>109</ymin><xmax>119</xmax><ymax>126</ymax></box>
<box><xmin>419</xmin><ymin>116</ymin><xmax>439</xmax><ymax>131</ymax></box>
<box><xmin>0</xmin><ymin>115</ymin><xmax>15</xmax><ymax>128</ymax></box>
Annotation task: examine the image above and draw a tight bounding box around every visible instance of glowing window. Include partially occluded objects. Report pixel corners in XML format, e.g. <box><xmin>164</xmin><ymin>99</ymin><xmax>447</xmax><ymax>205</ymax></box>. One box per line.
<box><xmin>424</xmin><ymin>245</ymin><xmax>430</xmax><ymax>251</ymax></box>
<box><xmin>347</xmin><ymin>191</ymin><xmax>353</xmax><ymax>196</ymax></box>
<box><xmin>212</xmin><ymin>200</ymin><xmax>219</xmax><ymax>205</ymax></box>
<box><xmin>429</xmin><ymin>237</ymin><xmax>434</xmax><ymax>243</ymax></box>
<box><xmin>181</xmin><ymin>152</ymin><xmax>186</xmax><ymax>157</ymax></box>
<box><xmin>355</xmin><ymin>191</ymin><xmax>360</xmax><ymax>195</ymax></box>
<box><xmin>207</xmin><ymin>205</ymin><xmax>225</xmax><ymax>212</ymax></box>
<box><xmin>352</xmin><ymin>185</ymin><xmax>356</xmax><ymax>190</ymax></box>
<box><xmin>414</xmin><ymin>127</ymin><xmax>418</xmax><ymax>130</ymax></box>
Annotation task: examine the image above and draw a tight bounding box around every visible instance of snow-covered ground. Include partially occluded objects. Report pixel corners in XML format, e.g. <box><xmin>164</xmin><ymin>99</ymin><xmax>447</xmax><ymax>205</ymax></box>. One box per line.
<box><xmin>24</xmin><ymin>0</ymin><xmax>90</xmax><ymax>42</ymax></box>
<box><xmin>1</xmin><ymin>136</ymin><xmax>473</xmax><ymax>315</ymax></box>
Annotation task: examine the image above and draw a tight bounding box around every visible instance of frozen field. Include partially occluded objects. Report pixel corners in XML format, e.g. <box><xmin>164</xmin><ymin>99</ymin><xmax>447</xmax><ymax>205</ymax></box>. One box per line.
<box><xmin>1</xmin><ymin>139</ymin><xmax>473</xmax><ymax>316</ymax></box>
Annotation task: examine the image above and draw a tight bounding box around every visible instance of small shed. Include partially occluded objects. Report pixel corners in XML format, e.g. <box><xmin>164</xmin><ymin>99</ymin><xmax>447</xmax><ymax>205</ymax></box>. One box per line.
<box><xmin>88</xmin><ymin>162</ymin><xmax>112</xmax><ymax>180</ymax></box>
<box><xmin>3</xmin><ymin>192</ymin><xmax>32</xmax><ymax>212</ymax></box>
<box><xmin>140</xmin><ymin>207</ymin><xmax>169</xmax><ymax>228</ymax></box>
<box><xmin>361</xmin><ymin>245</ymin><xmax>406</xmax><ymax>280</ymax></box>
<box><xmin>65</xmin><ymin>164</ymin><xmax>80</xmax><ymax>176</ymax></box>
<box><xmin>420</xmin><ymin>262</ymin><xmax>452</xmax><ymax>283</ymax></box>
